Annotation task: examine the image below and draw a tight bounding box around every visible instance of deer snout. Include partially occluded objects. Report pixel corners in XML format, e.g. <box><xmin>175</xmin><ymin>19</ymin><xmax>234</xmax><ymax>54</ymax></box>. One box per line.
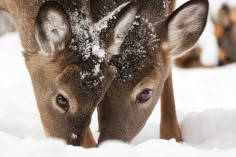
<box><xmin>98</xmin><ymin>128</ymin><xmax>133</xmax><ymax>145</ymax></box>
<box><xmin>63</xmin><ymin>118</ymin><xmax>92</xmax><ymax>146</ymax></box>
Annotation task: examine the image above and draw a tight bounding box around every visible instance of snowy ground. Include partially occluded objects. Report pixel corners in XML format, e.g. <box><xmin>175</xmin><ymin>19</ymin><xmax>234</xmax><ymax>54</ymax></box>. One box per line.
<box><xmin>1</xmin><ymin>0</ymin><xmax>236</xmax><ymax>156</ymax></box>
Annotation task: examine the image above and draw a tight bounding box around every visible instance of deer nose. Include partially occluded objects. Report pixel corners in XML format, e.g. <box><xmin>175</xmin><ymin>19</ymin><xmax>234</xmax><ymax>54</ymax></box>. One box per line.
<box><xmin>66</xmin><ymin>130</ymin><xmax>86</xmax><ymax>146</ymax></box>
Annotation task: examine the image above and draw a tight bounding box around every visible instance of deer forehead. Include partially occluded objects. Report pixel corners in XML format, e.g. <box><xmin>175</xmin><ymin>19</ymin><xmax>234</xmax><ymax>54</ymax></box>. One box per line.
<box><xmin>55</xmin><ymin>2</ymin><xmax>107</xmax><ymax>86</ymax></box>
<box><xmin>110</xmin><ymin>21</ymin><xmax>163</xmax><ymax>82</ymax></box>
<box><xmin>51</xmin><ymin>1</ymin><xmax>166</xmax><ymax>84</ymax></box>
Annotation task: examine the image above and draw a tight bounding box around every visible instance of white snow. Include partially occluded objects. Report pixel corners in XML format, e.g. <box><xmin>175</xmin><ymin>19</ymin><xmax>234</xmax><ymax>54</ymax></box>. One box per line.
<box><xmin>1</xmin><ymin>0</ymin><xmax>236</xmax><ymax>156</ymax></box>
<box><xmin>95</xmin><ymin>2</ymin><xmax>132</xmax><ymax>32</ymax></box>
<box><xmin>92</xmin><ymin>45</ymin><xmax>105</xmax><ymax>58</ymax></box>
<box><xmin>71</xmin><ymin>133</ymin><xmax>78</xmax><ymax>140</ymax></box>
<box><xmin>93</xmin><ymin>63</ymin><xmax>101</xmax><ymax>76</ymax></box>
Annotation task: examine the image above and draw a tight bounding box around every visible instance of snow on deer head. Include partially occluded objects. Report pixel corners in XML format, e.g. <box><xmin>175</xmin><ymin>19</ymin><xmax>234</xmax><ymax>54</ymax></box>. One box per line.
<box><xmin>93</xmin><ymin>0</ymin><xmax>209</xmax><ymax>143</ymax></box>
<box><xmin>25</xmin><ymin>1</ymin><xmax>123</xmax><ymax>146</ymax></box>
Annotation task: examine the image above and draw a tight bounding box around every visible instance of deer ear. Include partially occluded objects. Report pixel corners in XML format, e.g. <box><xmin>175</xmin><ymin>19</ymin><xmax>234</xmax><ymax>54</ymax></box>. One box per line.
<box><xmin>35</xmin><ymin>1</ymin><xmax>71</xmax><ymax>56</ymax></box>
<box><xmin>217</xmin><ymin>4</ymin><xmax>231</xmax><ymax>27</ymax></box>
<box><xmin>103</xmin><ymin>2</ymin><xmax>138</xmax><ymax>60</ymax></box>
<box><xmin>165</xmin><ymin>0</ymin><xmax>209</xmax><ymax>57</ymax></box>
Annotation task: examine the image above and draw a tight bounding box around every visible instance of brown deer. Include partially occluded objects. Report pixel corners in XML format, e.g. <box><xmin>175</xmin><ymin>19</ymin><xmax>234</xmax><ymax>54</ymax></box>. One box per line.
<box><xmin>88</xmin><ymin>0</ymin><xmax>209</xmax><ymax>144</ymax></box>
<box><xmin>174</xmin><ymin>46</ymin><xmax>203</xmax><ymax>68</ymax></box>
<box><xmin>174</xmin><ymin>46</ymin><xmax>214</xmax><ymax>68</ymax></box>
<box><xmin>213</xmin><ymin>4</ymin><xmax>236</xmax><ymax>66</ymax></box>
<box><xmin>0</xmin><ymin>0</ymin><xmax>208</xmax><ymax>147</ymax></box>
<box><xmin>0</xmin><ymin>0</ymin><xmax>135</xmax><ymax>147</ymax></box>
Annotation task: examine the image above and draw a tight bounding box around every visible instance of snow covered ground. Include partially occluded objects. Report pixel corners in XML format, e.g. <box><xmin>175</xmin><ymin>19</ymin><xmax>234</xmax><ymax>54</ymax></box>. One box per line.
<box><xmin>1</xmin><ymin>0</ymin><xmax>236</xmax><ymax>156</ymax></box>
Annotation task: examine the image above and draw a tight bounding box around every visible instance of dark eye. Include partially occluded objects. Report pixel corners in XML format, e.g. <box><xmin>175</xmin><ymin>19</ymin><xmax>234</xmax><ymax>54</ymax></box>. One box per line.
<box><xmin>56</xmin><ymin>94</ymin><xmax>69</xmax><ymax>112</ymax></box>
<box><xmin>137</xmin><ymin>89</ymin><xmax>152</xmax><ymax>103</ymax></box>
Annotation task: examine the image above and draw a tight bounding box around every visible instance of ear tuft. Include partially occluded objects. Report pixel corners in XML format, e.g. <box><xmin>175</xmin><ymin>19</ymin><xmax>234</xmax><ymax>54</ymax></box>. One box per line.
<box><xmin>166</xmin><ymin>0</ymin><xmax>209</xmax><ymax>57</ymax></box>
<box><xmin>35</xmin><ymin>1</ymin><xmax>71</xmax><ymax>56</ymax></box>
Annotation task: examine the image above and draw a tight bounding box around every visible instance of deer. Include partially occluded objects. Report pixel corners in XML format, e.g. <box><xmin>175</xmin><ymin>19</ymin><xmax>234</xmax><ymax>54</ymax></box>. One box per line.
<box><xmin>213</xmin><ymin>4</ymin><xmax>236</xmax><ymax>66</ymax></box>
<box><xmin>174</xmin><ymin>45</ymin><xmax>214</xmax><ymax>68</ymax></box>
<box><xmin>85</xmin><ymin>0</ymin><xmax>209</xmax><ymax>144</ymax></box>
<box><xmin>0</xmin><ymin>0</ymin><xmax>208</xmax><ymax>147</ymax></box>
<box><xmin>174</xmin><ymin>46</ymin><xmax>205</xmax><ymax>68</ymax></box>
<box><xmin>0</xmin><ymin>0</ymin><xmax>135</xmax><ymax>147</ymax></box>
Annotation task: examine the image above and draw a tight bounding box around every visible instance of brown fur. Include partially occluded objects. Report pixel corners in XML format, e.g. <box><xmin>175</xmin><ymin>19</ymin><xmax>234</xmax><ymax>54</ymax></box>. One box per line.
<box><xmin>96</xmin><ymin>0</ymin><xmax>208</xmax><ymax>144</ymax></box>
<box><xmin>82</xmin><ymin>128</ymin><xmax>96</xmax><ymax>148</ymax></box>
<box><xmin>160</xmin><ymin>72</ymin><xmax>182</xmax><ymax>141</ymax></box>
<box><xmin>175</xmin><ymin>46</ymin><xmax>214</xmax><ymax>68</ymax></box>
<box><xmin>96</xmin><ymin>0</ymin><xmax>174</xmax><ymax>143</ymax></box>
<box><xmin>214</xmin><ymin>4</ymin><xmax>236</xmax><ymax>66</ymax></box>
<box><xmin>0</xmin><ymin>0</ymin><xmax>209</xmax><ymax>146</ymax></box>
<box><xmin>0</xmin><ymin>0</ymin><xmax>119</xmax><ymax>147</ymax></box>
<box><xmin>0</xmin><ymin>0</ymin><xmax>40</xmax><ymax>52</ymax></box>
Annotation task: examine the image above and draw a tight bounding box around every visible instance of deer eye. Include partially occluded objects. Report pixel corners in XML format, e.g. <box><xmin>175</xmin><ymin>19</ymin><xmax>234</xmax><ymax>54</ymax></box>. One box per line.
<box><xmin>136</xmin><ymin>89</ymin><xmax>152</xmax><ymax>104</ymax></box>
<box><xmin>56</xmin><ymin>94</ymin><xmax>69</xmax><ymax>112</ymax></box>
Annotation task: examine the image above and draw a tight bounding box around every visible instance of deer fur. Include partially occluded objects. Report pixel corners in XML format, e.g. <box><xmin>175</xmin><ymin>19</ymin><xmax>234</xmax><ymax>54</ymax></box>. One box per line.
<box><xmin>91</xmin><ymin>0</ymin><xmax>209</xmax><ymax>143</ymax></box>
<box><xmin>213</xmin><ymin>4</ymin><xmax>236</xmax><ymax>66</ymax></box>
<box><xmin>0</xmin><ymin>0</ymin><xmax>209</xmax><ymax>146</ymax></box>
<box><xmin>174</xmin><ymin>46</ymin><xmax>214</xmax><ymax>68</ymax></box>
<box><xmin>0</xmin><ymin>0</ymin><xmax>120</xmax><ymax>147</ymax></box>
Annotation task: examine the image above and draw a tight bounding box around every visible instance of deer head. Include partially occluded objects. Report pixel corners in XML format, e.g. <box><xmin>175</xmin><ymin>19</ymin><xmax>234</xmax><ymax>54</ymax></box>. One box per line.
<box><xmin>24</xmin><ymin>1</ymin><xmax>118</xmax><ymax>146</ymax></box>
<box><xmin>212</xmin><ymin>4</ymin><xmax>236</xmax><ymax>64</ymax></box>
<box><xmin>94</xmin><ymin>0</ymin><xmax>209</xmax><ymax>143</ymax></box>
